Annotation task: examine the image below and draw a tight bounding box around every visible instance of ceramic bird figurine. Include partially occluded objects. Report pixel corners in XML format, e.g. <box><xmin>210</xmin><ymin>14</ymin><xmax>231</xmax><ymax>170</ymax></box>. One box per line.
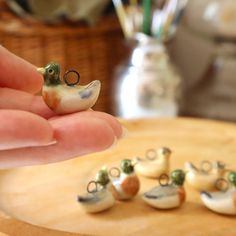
<box><xmin>185</xmin><ymin>160</ymin><xmax>227</xmax><ymax>191</ymax></box>
<box><xmin>143</xmin><ymin>169</ymin><xmax>186</xmax><ymax>209</ymax></box>
<box><xmin>134</xmin><ymin>147</ymin><xmax>171</xmax><ymax>178</ymax></box>
<box><xmin>77</xmin><ymin>173</ymin><xmax>115</xmax><ymax>213</ymax></box>
<box><xmin>109</xmin><ymin>159</ymin><xmax>140</xmax><ymax>200</ymax></box>
<box><xmin>37</xmin><ymin>62</ymin><xmax>101</xmax><ymax>114</ymax></box>
<box><xmin>200</xmin><ymin>171</ymin><xmax>236</xmax><ymax>215</ymax></box>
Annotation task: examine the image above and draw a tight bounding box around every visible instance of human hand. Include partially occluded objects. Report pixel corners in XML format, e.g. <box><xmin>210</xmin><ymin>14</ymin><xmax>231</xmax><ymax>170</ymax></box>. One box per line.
<box><xmin>0</xmin><ymin>46</ymin><xmax>123</xmax><ymax>168</ymax></box>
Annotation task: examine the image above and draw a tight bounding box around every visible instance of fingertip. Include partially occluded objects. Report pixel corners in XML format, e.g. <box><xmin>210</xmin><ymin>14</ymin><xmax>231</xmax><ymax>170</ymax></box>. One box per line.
<box><xmin>0</xmin><ymin>113</ymin><xmax>118</xmax><ymax>167</ymax></box>
<box><xmin>76</xmin><ymin>111</ymin><xmax>123</xmax><ymax>139</ymax></box>
<box><xmin>50</xmin><ymin>114</ymin><xmax>116</xmax><ymax>156</ymax></box>
<box><xmin>95</xmin><ymin>112</ymin><xmax>123</xmax><ymax>139</ymax></box>
<box><xmin>120</xmin><ymin>126</ymin><xmax>129</xmax><ymax>139</ymax></box>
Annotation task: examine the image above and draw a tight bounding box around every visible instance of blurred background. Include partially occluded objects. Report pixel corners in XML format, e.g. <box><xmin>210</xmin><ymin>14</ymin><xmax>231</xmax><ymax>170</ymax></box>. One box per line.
<box><xmin>1</xmin><ymin>0</ymin><xmax>236</xmax><ymax>121</ymax></box>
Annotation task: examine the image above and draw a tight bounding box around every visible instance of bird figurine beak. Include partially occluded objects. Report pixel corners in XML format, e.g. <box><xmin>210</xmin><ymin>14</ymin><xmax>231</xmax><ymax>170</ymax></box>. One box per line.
<box><xmin>131</xmin><ymin>159</ymin><xmax>138</xmax><ymax>166</ymax></box>
<box><xmin>37</xmin><ymin>67</ymin><xmax>46</xmax><ymax>75</ymax></box>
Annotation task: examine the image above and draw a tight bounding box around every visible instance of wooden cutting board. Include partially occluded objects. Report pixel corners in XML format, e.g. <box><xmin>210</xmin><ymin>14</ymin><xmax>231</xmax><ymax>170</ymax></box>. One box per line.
<box><xmin>0</xmin><ymin>118</ymin><xmax>235</xmax><ymax>236</ymax></box>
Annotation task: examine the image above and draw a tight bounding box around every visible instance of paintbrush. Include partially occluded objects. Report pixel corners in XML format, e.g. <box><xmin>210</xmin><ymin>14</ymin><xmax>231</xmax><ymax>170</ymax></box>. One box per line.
<box><xmin>126</xmin><ymin>5</ymin><xmax>144</xmax><ymax>35</ymax></box>
<box><xmin>130</xmin><ymin>0</ymin><xmax>138</xmax><ymax>6</ymax></box>
<box><xmin>169</xmin><ymin>0</ymin><xmax>188</xmax><ymax>31</ymax></box>
<box><xmin>113</xmin><ymin>0</ymin><xmax>132</xmax><ymax>38</ymax></box>
<box><xmin>161</xmin><ymin>0</ymin><xmax>178</xmax><ymax>40</ymax></box>
<box><xmin>143</xmin><ymin>0</ymin><xmax>152</xmax><ymax>35</ymax></box>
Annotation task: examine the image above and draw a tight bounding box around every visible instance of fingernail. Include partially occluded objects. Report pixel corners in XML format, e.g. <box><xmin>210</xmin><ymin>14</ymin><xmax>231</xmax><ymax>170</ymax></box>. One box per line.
<box><xmin>0</xmin><ymin>232</ymin><xmax>10</xmax><ymax>236</ymax></box>
<box><xmin>106</xmin><ymin>137</ymin><xmax>118</xmax><ymax>151</ymax></box>
<box><xmin>0</xmin><ymin>211</ymin><xmax>11</xmax><ymax>219</ymax></box>
<box><xmin>0</xmin><ymin>139</ymin><xmax>57</xmax><ymax>151</ymax></box>
<box><xmin>38</xmin><ymin>139</ymin><xmax>57</xmax><ymax>147</ymax></box>
<box><xmin>120</xmin><ymin>126</ymin><xmax>129</xmax><ymax>139</ymax></box>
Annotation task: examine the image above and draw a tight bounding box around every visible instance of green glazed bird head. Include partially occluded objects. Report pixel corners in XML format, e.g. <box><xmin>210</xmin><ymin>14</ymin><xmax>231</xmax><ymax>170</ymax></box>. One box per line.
<box><xmin>37</xmin><ymin>62</ymin><xmax>61</xmax><ymax>86</ymax></box>
<box><xmin>228</xmin><ymin>171</ymin><xmax>236</xmax><ymax>188</ymax></box>
<box><xmin>121</xmin><ymin>159</ymin><xmax>134</xmax><ymax>174</ymax></box>
<box><xmin>171</xmin><ymin>169</ymin><xmax>185</xmax><ymax>186</ymax></box>
<box><xmin>95</xmin><ymin>169</ymin><xmax>110</xmax><ymax>187</ymax></box>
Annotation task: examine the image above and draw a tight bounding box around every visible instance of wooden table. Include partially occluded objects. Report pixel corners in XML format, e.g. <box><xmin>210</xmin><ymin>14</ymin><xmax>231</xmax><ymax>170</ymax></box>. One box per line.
<box><xmin>0</xmin><ymin>118</ymin><xmax>235</xmax><ymax>236</ymax></box>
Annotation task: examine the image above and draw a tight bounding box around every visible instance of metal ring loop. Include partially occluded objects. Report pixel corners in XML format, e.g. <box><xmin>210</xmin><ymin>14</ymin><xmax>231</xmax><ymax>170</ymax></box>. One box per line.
<box><xmin>146</xmin><ymin>149</ymin><xmax>157</xmax><ymax>161</ymax></box>
<box><xmin>109</xmin><ymin>167</ymin><xmax>121</xmax><ymax>178</ymax></box>
<box><xmin>200</xmin><ymin>160</ymin><xmax>213</xmax><ymax>174</ymax></box>
<box><xmin>63</xmin><ymin>69</ymin><xmax>80</xmax><ymax>86</ymax></box>
<box><xmin>158</xmin><ymin>174</ymin><xmax>169</xmax><ymax>187</ymax></box>
<box><xmin>87</xmin><ymin>181</ymin><xmax>98</xmax><ymax>193</ymax></box>
<box><xmin>215</xmin><ymin>178</ymin><xmax>229</xmax><ymax>192</ymax></box>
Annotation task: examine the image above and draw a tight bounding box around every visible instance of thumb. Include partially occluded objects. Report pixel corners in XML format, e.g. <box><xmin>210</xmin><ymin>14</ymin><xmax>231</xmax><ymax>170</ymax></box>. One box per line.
<box><xmin>0</xmin><ymin>110</ymin><xmax>55</xmax><ymax>150</ymax></box>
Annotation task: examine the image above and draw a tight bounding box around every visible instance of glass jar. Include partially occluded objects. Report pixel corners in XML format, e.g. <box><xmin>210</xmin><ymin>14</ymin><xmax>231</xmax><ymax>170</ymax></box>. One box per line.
<box><xmin>112</xmin><ymin>35</ymin><xmax>182</xmax><ymax>119</ymax></box>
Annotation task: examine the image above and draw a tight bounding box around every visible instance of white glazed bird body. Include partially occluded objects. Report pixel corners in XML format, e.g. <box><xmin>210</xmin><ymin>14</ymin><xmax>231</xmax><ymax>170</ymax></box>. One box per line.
<box><xmin>77</xmin><ymin>187</ymin><xmax>115</xmax><ymax>213</ymax></box>
<box><xmin>42</xmin><ymin>80</ymin><xmax>101</xmax><ymax>114</ymax></box>
<box><xmin>201</xmin><ymin>189</ymin><xmax>236</xmax><ymax>215</ymax></box>
<box><xmin>143</xmin><ymin>185</ymin><xmax>185</xmax><ymax>209</ymax></box>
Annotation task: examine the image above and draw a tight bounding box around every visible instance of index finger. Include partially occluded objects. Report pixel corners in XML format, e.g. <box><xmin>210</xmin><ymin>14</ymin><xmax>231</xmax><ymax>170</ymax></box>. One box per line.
<box><xmin>0</xmin><ymin>46</ymin><xmax>43</xmax><ymax>93</ymax></box>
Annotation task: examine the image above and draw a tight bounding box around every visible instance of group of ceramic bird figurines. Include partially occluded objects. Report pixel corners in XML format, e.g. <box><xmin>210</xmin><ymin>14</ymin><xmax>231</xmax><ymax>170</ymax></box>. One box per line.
<box><xmin>135</xmin><ymin>147</ymin><xmax>187</xmax><ymax>210</ymax></box>
<box><xmin>77</xmin><ymin>159</ymin><xmax>140</xmax><ymax>213</ymax></box>
<box><xmin>77</xmin><ymin>147</ymin><xmax>186</xmax><ymax>213</ymax></box>
<box><xmin>137</xmin><ymin>149</ymin><xmax>236</xmax><ymax>216</ymax></box>
<box><xmin>77</xmin><ymin>147</ymin><xmax>236</xmax><ymax>216</ymax></box>
<box><xmin>37</xmin><ymin>62</ymin><xmax>101</xmax><ymax>114</ymax></box>
<box><xmin>185</xmin><ymin>160</ymin><xmax>236</xmax><ymax>215</ymax></box>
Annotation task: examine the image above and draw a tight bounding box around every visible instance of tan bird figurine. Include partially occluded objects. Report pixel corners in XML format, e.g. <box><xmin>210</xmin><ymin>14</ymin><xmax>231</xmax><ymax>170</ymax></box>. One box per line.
<box><xmin>185</xmin><ymin>161</ymin><xmax>227</xmax><ymax>191</ymax></box>
<box><xmin>134</xmin><ymin>147</ymin><xmax>171</xmax><ymax>178</ymax></box>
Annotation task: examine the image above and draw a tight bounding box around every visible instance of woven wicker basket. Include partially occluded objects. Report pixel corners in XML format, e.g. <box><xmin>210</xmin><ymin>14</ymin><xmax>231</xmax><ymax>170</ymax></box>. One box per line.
<box><xmin>0</xmin><ymin>1</ymin><xmax>127</xmax><ymax>112</ymax></box>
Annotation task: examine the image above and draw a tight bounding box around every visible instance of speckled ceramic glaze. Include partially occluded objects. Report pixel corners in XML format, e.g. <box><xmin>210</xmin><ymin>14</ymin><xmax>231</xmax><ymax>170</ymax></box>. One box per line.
<box><xmin>38</xmin><ymin>62</ymin><xmax>101</xmax><ymax>114</ymax></box>
<box><xmin>143</xmin><ymin>169</ymin><xmax>186</xmax><ymax>209</ymax></box>
<box><xmin>200</xmin><ymin>171</ymin><xmax>236</xmax><ymax>215</ymax></box>
<box><xmin>185</xmin><ymin>161</ymin><xmax>227</xmax><ymax>191</ymax></box>
<box><xmin>134</xmin><ymin>147</ymin><xmax>171</xmax><ymax>178</ymax></box>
